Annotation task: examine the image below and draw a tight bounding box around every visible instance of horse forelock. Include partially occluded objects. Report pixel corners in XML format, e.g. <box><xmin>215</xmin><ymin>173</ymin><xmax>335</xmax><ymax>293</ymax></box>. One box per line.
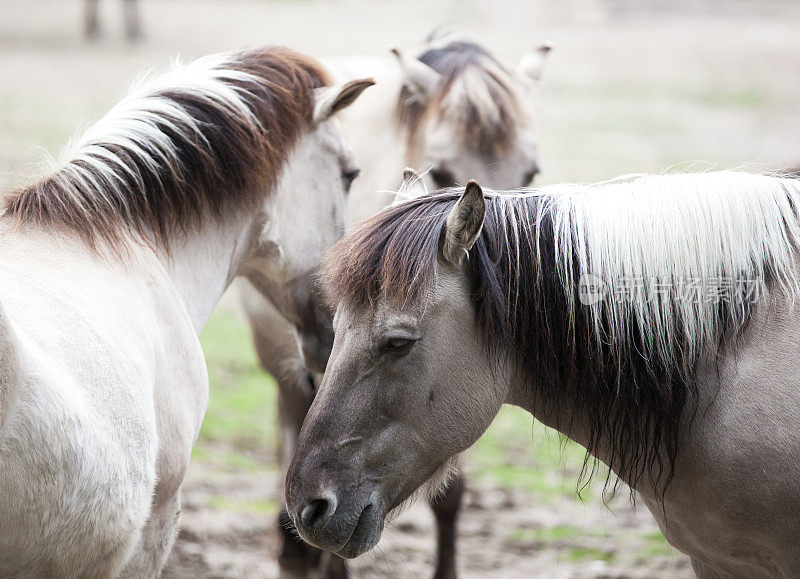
<box><xmin>397</xmin><ymin>40</ymin><xmax>525</xmax><ymax>159</ymax></box>
<box><xmin>325</xmin><ymin>171</ymin><xmax>800</xmax><ymax>497</ymax></box>
<box><xmin>5</xmin><ymin>46</ymin><xmax>330</xmax><ymax>251</ymax></box>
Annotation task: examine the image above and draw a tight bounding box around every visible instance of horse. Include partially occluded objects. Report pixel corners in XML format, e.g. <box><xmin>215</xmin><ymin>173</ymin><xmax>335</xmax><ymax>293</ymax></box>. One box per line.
<box><xmin>85</xmin><ymin>0</ymin><xmax>141</xmax><ymax>41</ymax></box>
<box><xmin>331</xmin><ymin>33</ymin><xmax>552</xmax><ymax>224</ymax></box>
<box><xmin>238</xmin><ymin>34</ymin><xmax>551</xmax><ymax>578</ymax></box>
<box><xmin>0</xmin><ymin>46</ymin><xmax>371</xmax><ymax>577</ymax></box>
<box><xmin>286</xmin><ymin>171</ymin><xmax>800</xmax><ymax>578</ymax></box>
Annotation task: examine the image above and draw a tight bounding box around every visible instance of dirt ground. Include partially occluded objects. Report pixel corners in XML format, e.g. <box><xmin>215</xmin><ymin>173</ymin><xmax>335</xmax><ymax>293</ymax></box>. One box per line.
<box><xmin>163</xmin><ymin>457</ymin><xmax>693</xmax><ymax>578</ymax></box>
<box><xmin>2</xmin><ymin>0</ymin><xmax>800</xmax><ymax>577</ymax></box>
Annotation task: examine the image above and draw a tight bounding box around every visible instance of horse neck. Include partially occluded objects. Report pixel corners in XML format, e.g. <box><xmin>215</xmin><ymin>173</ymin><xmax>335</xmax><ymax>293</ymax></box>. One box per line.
<box><xmin>507</xmin><ymin>367</ymin><xmax>596</xmax><ymax>453</ymax></box>
<box><xmin>494</xmin><ymin>195</ymin><xmax>622</xmax><ymax>477</ymax></box>
<box><xmin>496</xmin><ymin>194</ymin><xmax>681</xmax><ymax>493</ymax></box>
<box><xmin>156</xmin><ymin>209</ymin><xmax>258</xmax><ymax>333</ymax></box>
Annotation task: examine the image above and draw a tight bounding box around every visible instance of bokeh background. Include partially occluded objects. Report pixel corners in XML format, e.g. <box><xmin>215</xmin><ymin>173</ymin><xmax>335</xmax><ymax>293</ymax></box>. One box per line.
<box><xmin>2</xmin><ymin>1</ymin><xmax>799</xmax><ymax>577</ymax></box>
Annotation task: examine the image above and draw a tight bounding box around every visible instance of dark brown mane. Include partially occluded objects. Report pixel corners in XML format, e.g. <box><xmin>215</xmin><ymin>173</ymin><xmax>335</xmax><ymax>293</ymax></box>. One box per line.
<box><xmin>397</xmin><ymin>39</ymin><xmax>524</xmax><ymax>158</ymax></box>
<box><xmin>5</xmin><ymin>46</ymin><xmax>330</xmax><ymax>250</ymax></box>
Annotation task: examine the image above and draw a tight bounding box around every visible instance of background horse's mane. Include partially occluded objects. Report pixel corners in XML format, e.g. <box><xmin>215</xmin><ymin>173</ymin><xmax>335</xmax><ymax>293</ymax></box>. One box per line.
<box><xmin>5</xmin><ymin>46</ymin><xmax>330</xmax><ymax>249</ymax></box>
<box><xmin>397</xmin><ymin>35</ymin><xmax>525</xmax><ymax>158</ymax></box>
<box><xmin>325</xmin><ymin>171</ymin><xmax>800</xmax><ymax>494</ymax></box>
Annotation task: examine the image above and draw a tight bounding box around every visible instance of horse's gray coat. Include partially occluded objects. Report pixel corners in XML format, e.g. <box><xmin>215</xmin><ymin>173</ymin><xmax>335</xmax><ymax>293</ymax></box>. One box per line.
<box><xmin>287</xmin><ymin>172</ymin><xmax>800</xmax><ymax>578</ymax></box>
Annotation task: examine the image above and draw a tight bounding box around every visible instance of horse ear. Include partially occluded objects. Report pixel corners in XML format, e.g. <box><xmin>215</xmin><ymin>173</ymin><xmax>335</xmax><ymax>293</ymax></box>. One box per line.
<box><xmin>441</xmin><ymin>181</ymin><xmax>485</xmax><ymax>266</ymax></box>
<box><xmin>393</xmin><ymin>168</ymin><xmax>429</xmax><ymax>205</ymax></box>
<box><xmin>312</xmin><ymin>78</ymin><xmax>375</xmax><ymax>125</ymax></box>
<box><xmin>390</xmin><ymin>48</ymin><xmax>441</xmax><ymax>101</ymax></box>
<box><xmin>517</xmin><ymin>43</ymin><xmax>553</xmax><ymax>81</ymax></box>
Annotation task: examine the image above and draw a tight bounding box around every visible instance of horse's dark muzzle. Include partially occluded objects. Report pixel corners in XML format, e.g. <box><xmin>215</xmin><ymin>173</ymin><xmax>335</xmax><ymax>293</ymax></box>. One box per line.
<box><xmin>286</xmin><ymin>475</ymin><xmax>384</xmax><ymax>558</ymax></box>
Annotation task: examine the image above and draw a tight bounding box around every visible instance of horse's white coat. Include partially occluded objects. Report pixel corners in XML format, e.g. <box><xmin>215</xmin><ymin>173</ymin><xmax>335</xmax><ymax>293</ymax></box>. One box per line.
<box><xmin>0</xmin><ymin>50</ymin><xmax>365</xmax><ymax>576</ymax></box>
<box><xmin>322</xmin><ymin>55</ymin><xmax>413</xmax><ymax>224</ymax></box>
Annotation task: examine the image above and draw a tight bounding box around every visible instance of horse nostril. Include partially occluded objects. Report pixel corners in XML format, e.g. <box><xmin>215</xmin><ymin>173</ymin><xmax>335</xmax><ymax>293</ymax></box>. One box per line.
<box><xmin>300</xmin><ymin>496</ymin><xmax>337</xmax><ymax>530</ymax></box>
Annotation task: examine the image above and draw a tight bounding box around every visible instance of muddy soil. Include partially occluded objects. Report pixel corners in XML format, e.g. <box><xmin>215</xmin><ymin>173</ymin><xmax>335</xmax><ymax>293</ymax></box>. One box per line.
<box><xmin>164</xmin><ymin>461</ymin><xmax>693</xmax><ymax>578</ymax></box>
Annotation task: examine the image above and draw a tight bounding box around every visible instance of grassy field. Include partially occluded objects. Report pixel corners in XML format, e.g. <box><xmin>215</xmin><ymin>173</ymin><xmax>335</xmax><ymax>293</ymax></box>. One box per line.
<box><xmin>196</xmin><ymin>307</ymin><xmax>277</xmax><ymax>468</ymax></box>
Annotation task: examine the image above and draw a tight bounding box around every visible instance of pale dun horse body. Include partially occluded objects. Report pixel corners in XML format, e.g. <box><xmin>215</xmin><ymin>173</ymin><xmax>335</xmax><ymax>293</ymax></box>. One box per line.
<box><xmin>287</xmin><ymin>172</ymin><xmax>800</xmax><ymax>578</ymax></box>
<box><xmin>0</xmin><ymin>47</ymin><xmax>371</xmax><ymax>577</ymax></box>
<box><xmin>238</xmin><ymin>35</ymin><xmax>550</xmax><ymax>578</ymax></box>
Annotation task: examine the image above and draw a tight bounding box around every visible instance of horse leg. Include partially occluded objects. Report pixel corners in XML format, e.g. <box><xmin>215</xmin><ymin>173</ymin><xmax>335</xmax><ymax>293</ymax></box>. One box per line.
<box><xmin>122</xmin><ymin>0</ymin><xmax>141</xmax><ymax>41</ymax></box>
<box><xmin>319</xmin><ymin>551</ymin><xmax>348</xmax><ymax>579</ymax></box>
<box><xmin>277</xmin><ymin>505</ymin><xmax>320</xmax><ymax>578</ymax></box>
<box><xmin>429</xmin><ymin>472</ymin><xmax>465</xmax><ymax>579</ymax></box>
<box><xmin>277</xmin><ymin>372</ymin><xmax>349</xmax><ymax>579</ymax></box>
<box><xmin>248</xmin><ymin>320</ymin><xmax>348</xmax><ymax>579</ymax></box>
<box><xmin>84</xmin><ymin>0</ymin><xmax>100</xmax><ymax>40</ymax></box>
<box><xmin>119</xmin><ymin>490</ymin><xmax>181</xmax><ymax>577</ymax></box>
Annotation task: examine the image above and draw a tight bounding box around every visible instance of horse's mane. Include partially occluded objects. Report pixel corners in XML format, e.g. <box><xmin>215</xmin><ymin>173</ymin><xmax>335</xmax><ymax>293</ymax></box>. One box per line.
<box><xmin>5</xmin><ymin>46</ymin><xmax>330</xmax><ymax>249</ymax></box>
<box><xmin>325</xmin><ymin>171</ymin><xmax>800</xmax><ymax>494</ymax></box>
<box><xmin>397</xmin><ymin>36</ymin><xmax>525</xmax><ymax>158</ymax></box>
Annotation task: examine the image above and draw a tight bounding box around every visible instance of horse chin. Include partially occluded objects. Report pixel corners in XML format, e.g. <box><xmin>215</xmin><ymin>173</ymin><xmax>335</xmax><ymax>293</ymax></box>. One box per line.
<box><xmin>389</xmin><ymin>453</ymin><xmax>462</xmax><ymax>514</ymax></box>
<box><xmin>334</xmin><ymin>501</ymin><xmax>385</xmax><ymax>559</ymax></box>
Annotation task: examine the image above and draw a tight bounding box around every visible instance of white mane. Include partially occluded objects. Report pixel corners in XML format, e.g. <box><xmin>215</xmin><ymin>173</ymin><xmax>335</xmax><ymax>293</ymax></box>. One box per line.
<box><xmin>493</xmin><ymin>171</ymin><xmax>800</xmax><ymax>366</ymax></box>
<box><xmin>54</xmin><ymin>52</ymin><xmax>262</xmax><ymax>203</ymax></box>
<box><xmin>8</xmin><ymin>46</ymin><xmax>328</xmax><ymax>249</ymax></box>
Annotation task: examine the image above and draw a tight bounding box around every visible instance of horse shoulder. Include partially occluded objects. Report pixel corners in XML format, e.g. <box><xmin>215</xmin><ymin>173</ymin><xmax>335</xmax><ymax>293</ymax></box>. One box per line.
<box><xmin>644</xmin><ymin>291</ymin><xmax>800</xmax><ymax>576</ymax></box>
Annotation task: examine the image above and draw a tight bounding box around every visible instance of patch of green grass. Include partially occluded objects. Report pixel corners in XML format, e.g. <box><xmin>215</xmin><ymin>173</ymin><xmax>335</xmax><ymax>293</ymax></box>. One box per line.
<box><xmin>693</xmin><ymin>86</ymin><xmax>766</xmax><ymax>108</ymax></box>
<box><xmin>508</xmin><ymin>525</ymin><xmax>583</xmax><ymax>543</ymax></box>
<box><xmin>468</xmin><ymin>405</ymin><xmax>606</xmax><ymax>500</ymax></box>
<box><xmin>550</xmin><ymin>79</ymin><xmax>768</xmax><ymax>110</ymax></box>
<box><xmin>508</xmin><ymin>525</ymin><xmax>612</xmax><ymax>547</ymax></box>
<box><xmin>194</xmin><ymin>306</ymin><xmax>278</xmax><ymax>459</ymax></box>
<box><xmin>563</xmin><ymin>546</ymin><xmax>616</xmax><ymax>563</ymax></box>
<box><xmin>639</xmin><ymin>530</ymin><xmax>673</xmax><ymax>558</ymax></box>
<box><xmin>207</xmin><ymin>496</ymin><xmax>278</xmax><ymax>515</ymax></box>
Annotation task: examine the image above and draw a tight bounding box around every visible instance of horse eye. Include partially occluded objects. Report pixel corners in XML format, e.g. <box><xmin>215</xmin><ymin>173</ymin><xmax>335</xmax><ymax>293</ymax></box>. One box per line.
<box><xmin>342</xmin><ymin>168</ymin><xmax>360</xmax><ymax>192</ymax></box>
<box><xmin>429</xmin><ymin>167</ymin><xmax>456</xmax><ymax>189</ymax></box>
<box><xmin>381</xmin><ymin>338</ymin><xmax>416</xmax><ymax>354</ymax></box>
